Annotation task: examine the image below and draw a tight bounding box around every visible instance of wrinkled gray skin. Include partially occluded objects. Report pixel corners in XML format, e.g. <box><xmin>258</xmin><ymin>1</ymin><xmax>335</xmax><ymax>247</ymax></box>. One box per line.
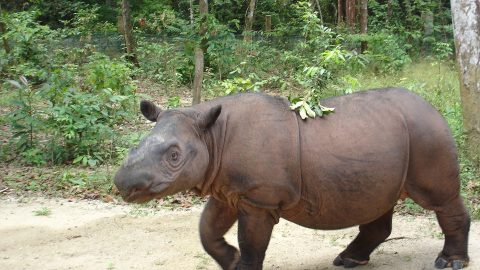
<box><xmin>114</xmin><ymin>88</ymin><xmax>470</xmax><ymax>270</ymax></box>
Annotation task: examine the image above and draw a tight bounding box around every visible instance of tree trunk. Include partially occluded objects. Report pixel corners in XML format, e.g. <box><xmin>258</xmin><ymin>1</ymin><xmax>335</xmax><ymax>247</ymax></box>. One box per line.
<box><xmin>346</xmin><ymin>0</ymin><xmax>356</xmax><ymax>30</ymax></box>
<box><xmin>345</xmin><ymin>0</ymin><xmax>350</xmax><ymax>27</ymax></box>
<box><xmin>360</xmin><ymin>0</ymin><xmax>368</xmax><ymax>52</ymax></box>
<box><xmin>244</xmin><ymin>0</ymin><xmax>256</xmax><ymax>42</ymax></box>
<box><xmin>192</xmin><ymin>0</ymin><xmax>208</xmax><ymax>105</ymax></box>
<box><xmin>121</xmin><ymin>0</ymin><xmax>139</xmax><ymax>67</ymax></box>
<box><xmin>451</xmin><ymin>0</ymin><xmax>480</xmax><ymax>167</ymax></box>
<box><xmin>338</xmin><ymin>0</ymin><xmax>344</xmax><ymax>25</ymax></box>
<box><xmin>192</xmin><ymin>48</ymin><xmax>204</xmax><ymax>105</ymax></box>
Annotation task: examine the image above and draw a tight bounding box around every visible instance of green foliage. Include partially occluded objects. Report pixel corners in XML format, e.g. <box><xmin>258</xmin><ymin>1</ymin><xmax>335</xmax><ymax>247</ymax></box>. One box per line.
<box><xmin>222</xmin><ymin>76</ymin><xmax>259</xmax><ymax>95</ymax></box>
<box><xmin>132</xmin><ymin>1</ymin><xmax>188</xmax><ymax>35</ymax></box>
<box><xmin>205</xmin><ymin>18</ymin><xmax>238</xmax><ymax>80</ymax></box>
<box><xmin>33</xmin><ymin>207</ymin><xmax>52</xmax><ymax>216</ymax></box>
<box><xmin>62</xmin><ymin>4</ymin><xmax>115</xmax><ymax>38</ymax></box>
<box><xmin>6</xmin><ymin>77</ymin><xmax>42</xmax><ymax>154</ymax></box>
<box><xmin>282</xmin><ymin>3</ymin><xmax>364</xmax><ymax>118</ymax></box>
<box><xmin>5</xmin><ymin>55</ymin><xmax>136</xmax><ymax>166</ymax></box>
<box><xmin>350</xmin><ymin>33</ymin><xmax>411</xmax><ymax>73</ymax></box>
<box><xmin>433</xmin><ymin>42</ymin><xmax>453</xmax><ymax>60</ymax></box>
<box><xmin>167</xmin><ymin>96</ymin><xmax>181</xmax><ymax>109</ymax></box>
<box><xmin>30</xmin><ymin>0</ymin><xmax>90</xmax><ymax>28</ymax></box>
<box><xmin>84</xmin><ymin>53</ymin><xmax>135</xmax><ymax>95</ymax></box>
<box><xmin>0</xmin><ymin>10</ymin><xmax>58</xmax><ymax>80</ymax></box>
<box><xmin>20</xmin><ymin>148</ymin><xmax>46</xmax><ymax>166</ymax></box>
<box><xmin>0</xmin><ymin>6</ymin><xmax>139</xmax><ymax>167</ymax></box>
<box><xmin>45</xmin><ymin>87</ymin><xmax>131</xmax><ymax>165</ymax></box>
<box><xmin>40</xmin><ymin>64</ymin><xmax>78</xmax><ymax>103</ymax></box>
<box><xmin>288</xmin><ymin>90</ymin><xmax>335</xmax><ymax>119</ymax></box>
<box><xmin>338</xmin><ymin>75</ymin><xmax>361</xmax><ymax>94</ymax></box>
<box><xmin>137</xmin><ymin>40</ymin><xmax>192</xmax><ymax>86</ymax></box>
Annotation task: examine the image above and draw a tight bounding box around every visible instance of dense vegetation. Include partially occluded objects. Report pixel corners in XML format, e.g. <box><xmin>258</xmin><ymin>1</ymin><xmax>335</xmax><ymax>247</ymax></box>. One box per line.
<box><xmin>0</xmin><ymin>0</ymin><xmax>478</xmax><ymax>217</ymax></box>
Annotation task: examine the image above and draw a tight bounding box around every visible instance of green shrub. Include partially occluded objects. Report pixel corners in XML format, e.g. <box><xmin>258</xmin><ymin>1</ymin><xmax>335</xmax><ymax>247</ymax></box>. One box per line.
<box><xmin>205</xmin><ymin>16</ymin><xmax>238</xmax><ymax>80</ymax></box>
<box><xmin>350</xmin><ymin>32</ymin><xmax>411</xmax><ymax>73</ymax></box>
<box><xmin>45</xmin><ymin>87</ymin><xmax>133</xmax><ymax>165</ymax></box>
<box><xmin>137</xmin><ymin>40</ymin><xmax>192</xmax><ymax>86</ymax></box>
<box><xmin>5</xmin><ymin>54</ymin><xmax>137</xmax><ymax>166</ymax></box>
<box><xmin>222</xmin><ymin>77</ymin><xmax>258</xmax><ymax>95</ymax></box>
<box><xmin>0</xmin><ymin>10</ymin><xmax>59</xmax><ymax>81</ymax></box>
<box><xmin>84</xmin><ymin>53</ymin><xmax>135</xmax><ymax>95</ymax></box>
<box><xmin>6</xmin><ymin>77</ymin><xmax>43</xmax><ymax>153</ymax></box>
<box><xmin>166</xmin><ymin>96</ymin><xmax>181</xmax><ymax>109</ymax></box>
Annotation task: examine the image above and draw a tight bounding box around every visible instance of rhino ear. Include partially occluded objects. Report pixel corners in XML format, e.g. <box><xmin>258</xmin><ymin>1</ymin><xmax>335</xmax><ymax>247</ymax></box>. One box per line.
<box><xmin>140</xmin><ymin>100</ymin><xmax>162</xmax><ymax>122</ymax></box>
<box><xmin>197</xmin><ymin>105</ymin><xmax>221</xmax><ymax>130</ymax></box>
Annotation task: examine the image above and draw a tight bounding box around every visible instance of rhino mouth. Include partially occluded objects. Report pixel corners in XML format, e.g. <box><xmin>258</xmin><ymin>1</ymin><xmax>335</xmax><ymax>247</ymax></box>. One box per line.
<box><xmin>124</xmin><ymin>181</ymin><xmax>171</xmax><ymax>203</ymax></box>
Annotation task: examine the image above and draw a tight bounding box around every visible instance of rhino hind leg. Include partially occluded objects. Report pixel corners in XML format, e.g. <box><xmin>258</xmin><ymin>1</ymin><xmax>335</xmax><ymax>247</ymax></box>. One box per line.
<box><xmin>406</xmin><ymin>181</ymin><xmax>470</xmax><ymax>269</ymax></box>
<box><xmin>432</xmin><ymin>197</ymin><xmax>470</xmax><ymax>270</ymax></box>
<box><xmin>333</xmin><ymin>208</ymin><xmax>394</xmax><ymax>268</ymax></box>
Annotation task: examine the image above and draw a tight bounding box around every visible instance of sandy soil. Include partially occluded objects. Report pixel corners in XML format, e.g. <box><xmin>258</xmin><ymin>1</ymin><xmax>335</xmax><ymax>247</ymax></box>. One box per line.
<box><xmin>0</xmin><ymin>196</ymin><xmax>478</xmax><ymax>270</ymax></box>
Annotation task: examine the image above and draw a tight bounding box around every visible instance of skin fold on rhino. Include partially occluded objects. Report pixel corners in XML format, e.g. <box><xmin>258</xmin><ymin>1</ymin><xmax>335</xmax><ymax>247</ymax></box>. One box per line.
<box><xmin>114</xmin><ymin>88</ymin><xmax>470</xmax><ymax>270</ymax></box>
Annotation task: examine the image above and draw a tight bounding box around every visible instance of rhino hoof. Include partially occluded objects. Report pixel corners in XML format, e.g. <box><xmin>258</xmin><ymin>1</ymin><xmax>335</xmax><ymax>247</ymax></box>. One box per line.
<box><xmin>451</xmin><ymin>260</ymin><xmax>465</xmax><ymax>270</ymax></box>
<box><xmin>434</xmin><ymin>257</ymin><xmax>449</xmax><ymax>269</ymax></box>
<box><xmin>333</xmin><ymin>255</ymin><xmax>367</xmax><ymax>268</ymax></box>
<box><xmin>333</xmin><ymin>255</ymin><xmax>344</xmax><ymax>266</ymax></box>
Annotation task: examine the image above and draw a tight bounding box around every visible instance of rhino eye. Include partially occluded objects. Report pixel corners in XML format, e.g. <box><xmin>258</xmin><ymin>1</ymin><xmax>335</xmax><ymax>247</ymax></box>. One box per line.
<box><xmin>171</xmin><ymin>151</ymin><xmax>178</xmax><ymax>161</ymax></box>
<box><xmin>164</xmin><ymin>145</ymin><xmax>181</xmax><ymax>167</ymax></box>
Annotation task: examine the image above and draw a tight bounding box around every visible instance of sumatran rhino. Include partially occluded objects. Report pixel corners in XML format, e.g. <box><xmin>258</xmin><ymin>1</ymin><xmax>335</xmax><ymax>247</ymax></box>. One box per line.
<box><xmin>114</xmin><ymin>88</ymin><xmax>470</xmax><ymax>270</ymax></box>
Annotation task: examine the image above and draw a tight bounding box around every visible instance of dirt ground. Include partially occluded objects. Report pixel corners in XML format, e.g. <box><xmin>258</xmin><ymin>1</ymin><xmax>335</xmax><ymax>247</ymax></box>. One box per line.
<box><xmin>1</xmin><ymin>196</ymin><xmax>478</xmax><ymax>270</ymax></box>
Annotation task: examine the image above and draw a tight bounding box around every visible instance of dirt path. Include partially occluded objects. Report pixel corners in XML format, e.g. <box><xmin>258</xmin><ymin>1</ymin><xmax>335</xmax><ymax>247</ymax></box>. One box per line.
<box><xmin>1</xmin><ymin>196</ymin><xmax>478</xmax><ymax>270</ymax></box>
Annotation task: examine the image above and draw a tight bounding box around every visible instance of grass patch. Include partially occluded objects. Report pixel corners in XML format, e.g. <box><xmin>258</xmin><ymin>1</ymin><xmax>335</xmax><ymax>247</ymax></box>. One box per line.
<box><xmin>33</xmin><ymin>207</ymin><xmax>52</xmax><ymax>216</ymax></box>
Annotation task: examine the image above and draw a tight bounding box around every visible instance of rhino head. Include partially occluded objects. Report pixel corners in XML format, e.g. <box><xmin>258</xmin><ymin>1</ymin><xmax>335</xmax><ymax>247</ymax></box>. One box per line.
<box><xmin>114</xmin><ymin>100</ymin><xmax>221</xmax><ymax>203</ymax></box>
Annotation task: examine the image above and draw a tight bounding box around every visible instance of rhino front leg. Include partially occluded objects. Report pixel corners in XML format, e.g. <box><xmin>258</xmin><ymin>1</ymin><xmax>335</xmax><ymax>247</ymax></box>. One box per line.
<box><xmin>235</xmin><ymin>204</ymin><xmax>277</xmax><ymax>270</ymax></box>
<box><xmin>200</xmin><ymin>198</ymin><xmax>239</xmax><ymax>270</ymax></box>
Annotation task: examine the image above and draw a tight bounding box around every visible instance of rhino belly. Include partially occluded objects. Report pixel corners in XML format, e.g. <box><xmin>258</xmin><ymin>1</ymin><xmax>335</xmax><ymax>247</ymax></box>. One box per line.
<box><xmin>281</xmin><ymin>164</ymin><xmax>405</xmax><ymax>230</ymax></box>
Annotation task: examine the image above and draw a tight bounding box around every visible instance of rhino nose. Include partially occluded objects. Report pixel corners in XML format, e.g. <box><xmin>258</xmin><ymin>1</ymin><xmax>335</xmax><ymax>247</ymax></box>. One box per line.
<box><xmin>114</xmin><ymin>168</ymin><xmax>154</xmax><ymax>198</ymax></box>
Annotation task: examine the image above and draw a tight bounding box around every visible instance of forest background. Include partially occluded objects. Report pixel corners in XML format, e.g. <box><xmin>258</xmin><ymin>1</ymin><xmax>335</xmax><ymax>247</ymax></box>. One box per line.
<box><xmin>0</xmin><ymin>0</ymin><xmax>478</xmax><ymax>218</ymax></box>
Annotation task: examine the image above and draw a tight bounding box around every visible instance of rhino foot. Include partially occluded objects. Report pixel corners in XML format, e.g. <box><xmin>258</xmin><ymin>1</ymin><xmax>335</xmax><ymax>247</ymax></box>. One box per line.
<box><xmin>435</xmin><ymin>254</ymin><xmax>469</xmax><ymax>270</ymax></box>
<box><xmin>333</xmin><ymin>255</ymin><xmax>368</xmax><ymax>268</ymax></box>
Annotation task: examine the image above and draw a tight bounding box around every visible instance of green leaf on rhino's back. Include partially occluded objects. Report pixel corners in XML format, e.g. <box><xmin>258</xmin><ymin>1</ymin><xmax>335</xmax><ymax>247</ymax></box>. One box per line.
<box><xmin>299</xmin><ymin>107</ymin><xmax>307</xmax><ymax>119</ymax></box>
